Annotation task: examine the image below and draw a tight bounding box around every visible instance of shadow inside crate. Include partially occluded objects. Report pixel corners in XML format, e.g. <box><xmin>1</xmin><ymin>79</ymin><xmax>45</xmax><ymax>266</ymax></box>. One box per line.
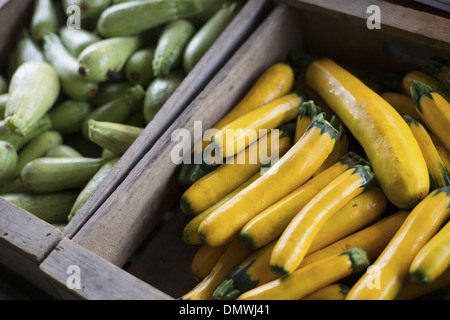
<box><xmin>124</xmin><ymin>207</ymin><xmax>200</xmax><ymax>299</ymax></box>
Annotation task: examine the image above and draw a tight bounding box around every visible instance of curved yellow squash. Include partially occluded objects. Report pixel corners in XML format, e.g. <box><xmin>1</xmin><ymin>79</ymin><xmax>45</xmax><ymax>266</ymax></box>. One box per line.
<box><xmin>270</xmin><ymin>164</ymin><xmax>375</xmax><ymax>277</ymax></box>
<box><xmin>180</xmin><ymin>126</ymin><xmax>293</xmax><ymax>216</ymax></box>
<box><xmin>409</xmin><ymin>220</ymin><xmax>450</xmax><ymax>284</ymax></box>
<box><xmin>411</xmin><ymin>80</ymin><xmax>450</xmax><ymax>153</ymax></box>
<box><xmin>305</xmin><ymin>58</ymin><xmax>429</xmax><ymax>209</ymax></box>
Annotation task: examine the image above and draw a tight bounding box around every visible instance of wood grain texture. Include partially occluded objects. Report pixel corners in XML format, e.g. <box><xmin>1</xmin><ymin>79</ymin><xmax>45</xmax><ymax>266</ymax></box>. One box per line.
<box><xmin>0</xmin><ymin>0</ymin><xmax>32</xmax><ymax>74</ymax></box>
<box><xmin>71</xmin><ymin>3</ymin><xmax>302</xmax><ymax>267</ymax></box>
<box><xmin>284</xmin><ymin>0</ymin><xmax>450</xmax><ymax>53</ymax></box>
<box><xmin>63</xmin><ymin>0</ymin><xmax>273</xmax><ymax>239</ymax></box>
<box><xmin>39</xmin><ymin>237</ymin><xmax>173</xmax><ymax>300</ymax></box>
<box><xmin>0</xmin><ymin>197</ymin><xmax>63</xmax><ymax>296</ymax></box>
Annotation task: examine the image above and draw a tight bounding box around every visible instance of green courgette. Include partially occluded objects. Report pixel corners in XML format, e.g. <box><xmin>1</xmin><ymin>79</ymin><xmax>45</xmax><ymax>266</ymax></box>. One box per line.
<box><xmin>14</xmin><ymin>130</ymin><xmax>63</xmax><ymax>177</ymax></box>
<box><xmin>0</xmin><ymin>116</ymin><xmax>53</xmax><ymax>152</ymax></box>
<box><xmin>49</xmin><ymin>100</ymin><xmax>92</xmax><ymax>135</ymax></box>
<box><xmin>0</xmin><ymin>141</ymin><xmax>18</xmax><ymax>185</ymax></box>
<box><xmin>30</xmin><ymin>0</ymin><xmax>59</xmax><ymax>42</ymax></box>
<box><xmin>2</xmin><ymin>192</ymin><xmax>79</xmax><ymax>223</ymax></box>
<box><xmin>43</xmin><ymin>33</ymin><xmax>99</xmax><ymax>101</ymax></box>
<box><xmin>7</xmin><ymin>30</ymin><xmax>44</xmax><ymax>78</ymax></box>
<box><xmin>45</xmin><ymin>144</ymin><xmax>83</xmax><ymax>158</ymax></box>
<box><xmin>5</xmin><ymin>61</ymin><xmax>60</xmax><ymax>136</ymax></box>
<box><xmin>153</xmin><ymin>19</ymin><xmax>196</xmax><ymax>77</ymax></box>
<box><xmin>78</xmin><ymin>36</ymin><xmax>141</xmax><ymax>82</ymax></box>
<box><xmin>59</xmin><ymin>27</ymin><xmax>102</xmax><ymax>58</ymax></box>
<box><xmin>97</xmin><ymin>0</ymin><xmax>212</xmax><ymax>37</ymax></box>
<box><xmin>68</xmin><ymin>158</ymin><xmax>119</xmax><ymax>221</ymax></box>
<box><xmin>91</xmin><ymin>81</ymin><xmax>134</xmax><ymax>107</ymax></box>
<box><xmin>20</xmin><ymin>157</ymin><xmax>106</xmax><ymax>193</ymax></box>
<box><xmin>143</xmin><ymin>69</ymin><xmax>184</xmax><ymax>123</ymax></box>
<box><xmin>88</xmin><ymin>120</ymin><xmax>143</xmax><ymax>155</ymax></box>
<box><xmin>81</xmin><ymin>84</ymin><xmax>145</xmax><ymax>139</ymax></box>
<box><xmin>62</xmin><ymin>0</ymin><xmax>112</xmax><ymax>19</ymax></box>
<box><xmin>125</xmin><ymin>46</ymin><xmax>156</xmax><ymax>87</ymax></box>
<box><xmin>183</xmin><ymin>2</ymin><xmax>239</xmax><ymax>74</ymax></box>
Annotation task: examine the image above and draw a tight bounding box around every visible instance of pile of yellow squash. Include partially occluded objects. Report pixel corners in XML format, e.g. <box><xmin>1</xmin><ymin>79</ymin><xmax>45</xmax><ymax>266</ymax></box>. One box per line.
<box><xmin>176</xmin><ymin>54</ymin><xmax>450</xmax><ymax>300</ymax></box>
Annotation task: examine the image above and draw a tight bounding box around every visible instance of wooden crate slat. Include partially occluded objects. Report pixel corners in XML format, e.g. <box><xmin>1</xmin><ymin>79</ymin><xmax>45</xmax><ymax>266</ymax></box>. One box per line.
<box><xmin>39</xmin><ymin>237</ymin><xmax>173</xmax><ymax>300</ymax></box>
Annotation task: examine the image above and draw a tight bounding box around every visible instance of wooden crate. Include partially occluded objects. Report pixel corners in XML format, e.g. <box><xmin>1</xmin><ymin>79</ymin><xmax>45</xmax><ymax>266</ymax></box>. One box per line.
<box><xmin>0</xmin><ymin>0</ymin><xmax>272</xmax><ymax>298</ymax></box>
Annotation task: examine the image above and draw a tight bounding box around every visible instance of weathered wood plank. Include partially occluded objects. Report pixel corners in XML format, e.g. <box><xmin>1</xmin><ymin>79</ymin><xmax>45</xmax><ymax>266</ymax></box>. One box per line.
<box><xmin>0</xmin><ymin>197</ymin><xmax>63</xmax><ymax>296</ymax></box>
<box><xmin>39</xmin><ymin>237</ymin><xmax>173</xmax><ymax>300</ymax></box>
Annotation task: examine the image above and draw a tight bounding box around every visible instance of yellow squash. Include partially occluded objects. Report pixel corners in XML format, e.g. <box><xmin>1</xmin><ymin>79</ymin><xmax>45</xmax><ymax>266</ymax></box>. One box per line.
<box><xmin>198</xmin><ymin>113</ymin><xmax>338</xmax><ymax>247</ymax></box>
<box><xmin>404</xmin><ymin>115</ymin><xmax>450</xmax><ymax>190</ymax></box>
<box><xmin>346</xmin><ymin>186</ymin><xmax>450</xmax><ymax>300</ymax></box>
<box><xmin>294</xmin><ymin>100</ymin><xmax>322</xmax><ymax>142</ymax></box>
<box><xmin>381</xmin><ymin>91</ymin><xmax>421</xmax><ymax>120</ymax></box>
<box><xmin>409</xmin><ymin>220</ymin><xmax>450</xmax><ymax>284</ymax></box>
<box><xmin>423</xmin><ymin>56</ymin><xmax>450</xmax><ymax>87</ymax></box>
<box><xmin>237</xmin><ymin>248</ymin><xmax>369</xmax><ymax>300</ymax></box>
<box><xmin>270</xmin><ymin>164</ymin><xmax>375</xmax><ymax>277</ymax></box>
<box><xmin>302</xmin><ymin>284</ymin><xmax>350</xmax><ymax>300</ymax></box>
<box><xmin>305</xmin><ymin>57</ymin><xmax>429</xmax><ymax>209</ymax></box>
<box><xmin>179</xmin><ymin>62</ymin><xmax>295</xmax><ymax>184</ymax></box>
<box><xmin>203</xmin><ymin>93</ymin><xmax>302</xmax><ymax>164</ymax></box>
<box><xmin>191</xmin><ymin>244</ymin><xmax>228</xmax><ymax>282</ymax></box>
<box><xmin>183</xmin><ymin>173</ymin><xmax>260</xmax><ymax>245</ymax></box>
<box><xmin>396</xmin><ymin>267</ymin><xmax>450</xmax><ymax>300</ymax></box>
<box><xmin>180</xmin><ymin>238</ymin><xmax>253</xmax><ymax>300</ymax></box>
<box><xmin>212</xmin><ymin>187</ymin><xmax>387</xmax><ymax>300</ymax></box>
<box><xmin>299</xmin><ymin>210</ymin><xmax>408</xmax><ymax>269</ymax></box>
<box><xmin>239</xmin><ymin>152</ymin><xmax>371</xmax><ymax>251</ymax></box>
<box><xmin>180</xmin><ymin>125</ymin><xmax>294</xmax><ymax>216</ymax></box>
<box><xmin>402</xmin><ymin>70</ymin><xmax>450</xmax><ymax>102</ymax></box>
<box><xmin>214</xmin><ymin>63</ymin><xmax>295</xmax><ymax>130</ymax></box>
<box><xmin>410</xmin><ymin>80</ymin><xmax>450</xmax><ymax>153</ymax></box>
<box><xmin>313</xmin><ymin>115</ymin><xmax>349</xmax><ymax>176</ymax></box>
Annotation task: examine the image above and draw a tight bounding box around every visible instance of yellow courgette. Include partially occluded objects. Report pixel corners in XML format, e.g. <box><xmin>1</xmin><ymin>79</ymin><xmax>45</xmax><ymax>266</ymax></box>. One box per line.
<box><xmin>237</xmin><ymin>248</ymin><xmax>369</xmax><ymax>300</ymax></box>
<box><xmin>313</xmin><ymin>115</ymin><xmax>349</xmax><ymax>176</ymax></box>
<box><xmin>180</xmin><ymin>238</ymin><xmax>253</xmax><ymax>300</ymax></box>
<box><xmin>239</xmin><ymin>152</ymin><xmax>369</xmax><ymax>251</ymax></box>
<box><xmin>183</xmin><ymin>172</ymin><xmax>260</xmax><ymax>245</ymax></box>
<box><xmin>180</xmin><ymin>125</ymin><xmax>294</xmax><ymax>216</ymax></box>
<box><xmin>409</xmin><ymin>220</ymin><xmax>450</xmax><ymax>284</ymax></box>
<box><xmin>346</xmin><ymin>186</ymin><xmax>450</xmax><ymax>300</ymax></box>
<box><xmin>203</xmin><ymin>93</ymin><xmax>302</xmax><ymax>164</ymax></box>
<box><xmin>294</xmin><ymin>100</ymin><xmax>322</xmax><ymax>142</ymax></box>
<box><xmin>179</xmin><ymin>62</ymin><xmax>295</xmax><ymax>184</ymax></box>
<box><xmin>270</xmin><ymin>164</ymin><xmax>375</xmax><ymax>277</ymax></box>
<box><xmin>404</xmin><ymin>115</ymin><xmax>450</xmax><ymax>190</ymax></box>
<box><xmin>198</xmin><ymin>113</ymin><xmax>338</xmax><ymax>247</ymax></box>
<box><xmin>402</xmin><ymin>70</ymin><xmax>450</xmax><ymax>102</ymax></box>
<box><xmin>213</xmin><ymin>187</ymin><xmax>387</xmax><ymax>300</ymax></box>
<box><xmin>191</xmin><ymin>244</ymin><xmax>228</xmax><ymax>282</ymax></box>
<box><xmin>381</xmin><ymin>91</ymin><xmax>421</xmax><ymax>121</ymax></box>
<box><xmin>396</xmin><ymin>267</ymin><xmax>450</xmax><ymax>300</ymax></box>
<box><xmin>410</xmin><ymin>80</ymin><xmax>450</xmax><ymax>153</ymax></box>
<box><xmin>301</xmin><ymin>284</ymin><xmax>349</xmax><ymax>300</ymax></box>
<box><xmin>423</xmin><ymin>56</ymin><xmax>450</xmax><ymax>87</ymax></box>
<box><xmin>303</xmin><ymin>57</ymin><xmax>429</xmax><ymax>209</ymax></box>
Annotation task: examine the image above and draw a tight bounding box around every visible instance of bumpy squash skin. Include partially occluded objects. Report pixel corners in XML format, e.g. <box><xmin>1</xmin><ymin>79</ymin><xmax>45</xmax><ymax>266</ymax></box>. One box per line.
<box><xmin>305</xmin><ymin>58</ymin><xmax>429</xmax><ymax>209</ymax></box>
